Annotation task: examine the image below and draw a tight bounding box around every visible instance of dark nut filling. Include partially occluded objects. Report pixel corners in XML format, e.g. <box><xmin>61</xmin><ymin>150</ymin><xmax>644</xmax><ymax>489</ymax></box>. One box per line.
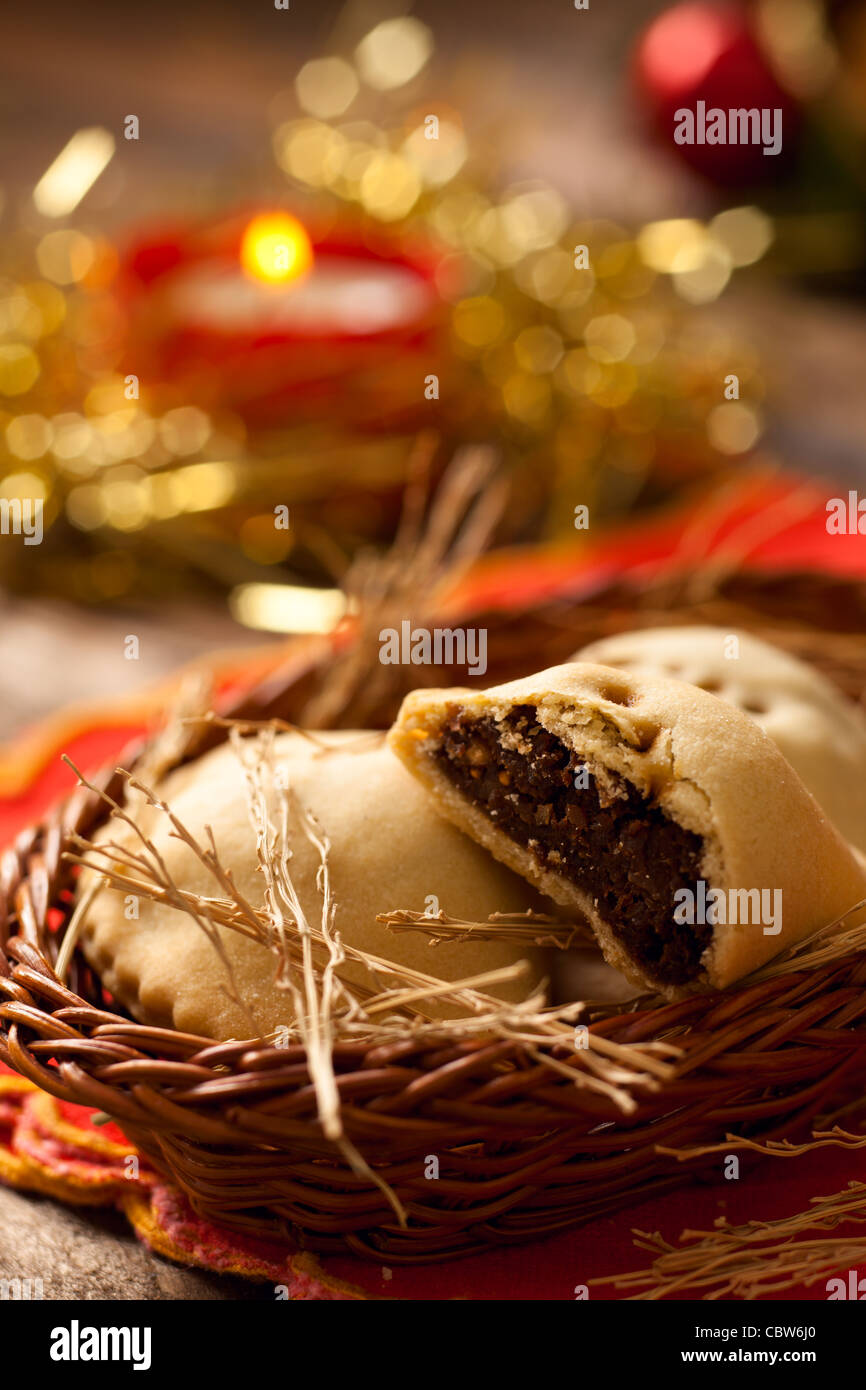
<box><xmin>433</xmin><ymin>705</ymin><xmax>709</xmax><ymax>987</ymax></box>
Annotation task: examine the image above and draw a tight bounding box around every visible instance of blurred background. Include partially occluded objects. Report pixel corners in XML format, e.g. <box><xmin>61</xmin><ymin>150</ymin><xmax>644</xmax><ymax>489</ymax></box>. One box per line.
<box><xmin>1</xmin><ymin>0</ymin><xmax>866</xmax><ymax>738</ymax></box>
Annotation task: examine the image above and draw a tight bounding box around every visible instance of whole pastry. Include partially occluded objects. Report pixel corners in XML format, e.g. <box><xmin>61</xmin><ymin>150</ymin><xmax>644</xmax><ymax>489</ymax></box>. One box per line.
<box><xmin>576</xmin><ymin>626</ymin><xmax>866</xmax><ymax>853</ymax></box>
<box><xmin>389</xmin><ymin>663</ymin><xmax>866</xmax><ymax>997</ymax></box>
<box><xmin>77</xmin><ymin>731</ymin><xmax>546</xmax><ymax>1040</ymax></box>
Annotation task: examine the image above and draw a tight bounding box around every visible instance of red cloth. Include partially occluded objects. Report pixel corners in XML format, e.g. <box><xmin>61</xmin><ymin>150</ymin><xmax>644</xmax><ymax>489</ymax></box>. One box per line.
<box><xmin>454</xmin><ymin>471</ymin><xmax>866</xmax><ymax>613</ymax></box>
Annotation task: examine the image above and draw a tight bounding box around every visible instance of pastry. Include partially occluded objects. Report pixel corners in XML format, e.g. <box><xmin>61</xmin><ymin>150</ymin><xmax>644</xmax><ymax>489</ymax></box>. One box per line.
<box><xmin>576</xmin><ymin>626</ymin><xmax>866</xmax><ymax>853</ymax></box>
<box><xmin>389</xmin><ymin>664</ymin><xmax>866</xmax><ymax>996</ymax></box>
<box><xmin>77</xmin><ymin>731</ymin><xmax>546</xmax><ymax>1040</ymax></box>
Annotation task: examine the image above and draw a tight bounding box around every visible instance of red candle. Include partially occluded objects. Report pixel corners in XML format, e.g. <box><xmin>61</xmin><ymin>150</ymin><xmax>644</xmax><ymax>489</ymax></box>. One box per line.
<box><xmin>120</xmin><ymin>210</ymin><xmax>448</xmax><ymax>427</ymax></box>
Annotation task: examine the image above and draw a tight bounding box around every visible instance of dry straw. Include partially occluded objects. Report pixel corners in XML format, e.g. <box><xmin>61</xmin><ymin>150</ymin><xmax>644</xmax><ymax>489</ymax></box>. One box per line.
<box><xmin>63</xmin><ymin>724</ymin><xmax>676</xmax><ymax>1131</ymax></box>
<box><xmin>596</xmin><ymin>1181</ymin><xmax>866</xmax><ymax>1300</ymax></box>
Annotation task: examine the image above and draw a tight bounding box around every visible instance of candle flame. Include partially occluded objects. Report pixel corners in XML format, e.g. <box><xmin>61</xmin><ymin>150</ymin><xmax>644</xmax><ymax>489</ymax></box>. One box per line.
<box><xmin>240</xmin><ymin>212</ymin><xmax>314</xmax><ymax>285</ymax></box>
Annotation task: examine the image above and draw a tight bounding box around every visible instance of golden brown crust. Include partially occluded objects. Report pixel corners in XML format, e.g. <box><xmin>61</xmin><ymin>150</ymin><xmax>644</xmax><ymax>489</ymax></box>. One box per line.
<box><xmin>77</xmin><ymin>731</ymin><xmax>547</xmax><ymax>1040</ymax></box>
<box><xmin>388</xmin><ymin>663</ymin><xmax>866</xmax><ymax>995</ymax></box>
<box><xmin>576</xmin><ymin>626</ymin><xmax>866</xmax><ymax>853</ymax></box>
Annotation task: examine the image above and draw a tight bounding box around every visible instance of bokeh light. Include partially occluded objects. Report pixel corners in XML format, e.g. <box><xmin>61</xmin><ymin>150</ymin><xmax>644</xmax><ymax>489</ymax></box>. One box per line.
<box><xmin>33</xmin><ymin>128</ymin><xmax>115</xmax><ymax>218</ymax></box>
<box><xmin>36</xmin><ymin>230</ymin><xmax>96</xmax><ymax>285</ymax></box>
<box><xmin>355</xmin><ymin>18</ymin><xmax>433</xmax><ymax>92</ymax></box>
<box><xmin>359</xmin><ymin>153</ymin><xmax>421</xmax><ymax>221</ymax></box>
<box><xmin>0</xmin><ymin>344</ymin><xmax>40</xmax><ymax>396</ymax></box>
<box><xmin>707</xmin><ymin>402</ymin><xmax>762</xmax><ymax>454</ymax></box>
<box><xmin>710</xmin><ymin>206</ymin><xmax>774</xmax><ymax>267</ymax></box>
<box><xmin>295</xmin><ymin>57</ymin><xmax>359</xmax><ymax>120</ymax></box>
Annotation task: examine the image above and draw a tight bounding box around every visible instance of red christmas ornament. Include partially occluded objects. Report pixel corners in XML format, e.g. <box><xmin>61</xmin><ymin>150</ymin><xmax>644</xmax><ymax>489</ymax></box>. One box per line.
<box><xmin>633</xmin><ymin>1</ymin><xmax>800</xmax><ymax>185</ymax></box>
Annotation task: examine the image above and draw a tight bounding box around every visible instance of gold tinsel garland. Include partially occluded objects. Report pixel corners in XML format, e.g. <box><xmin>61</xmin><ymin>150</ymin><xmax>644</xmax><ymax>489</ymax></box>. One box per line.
<box><xmin>0</xmin><ymin>14</ymin><xmax>768</xmax><ymax>610</ymax></box>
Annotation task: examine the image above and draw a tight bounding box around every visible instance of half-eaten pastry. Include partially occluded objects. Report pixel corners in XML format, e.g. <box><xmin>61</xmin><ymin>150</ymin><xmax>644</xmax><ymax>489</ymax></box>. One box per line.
<box><xmin>388</xmin><ymin>664</ymin><xmax>866</xmax><ymax>996</ymax></box>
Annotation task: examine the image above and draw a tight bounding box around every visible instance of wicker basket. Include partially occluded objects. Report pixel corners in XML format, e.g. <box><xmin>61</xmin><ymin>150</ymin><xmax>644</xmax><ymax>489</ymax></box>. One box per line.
<box><xmin>2</xmin><ymin>571</ymin><xmax>866</xmax><ymax>1263</ymax></box>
